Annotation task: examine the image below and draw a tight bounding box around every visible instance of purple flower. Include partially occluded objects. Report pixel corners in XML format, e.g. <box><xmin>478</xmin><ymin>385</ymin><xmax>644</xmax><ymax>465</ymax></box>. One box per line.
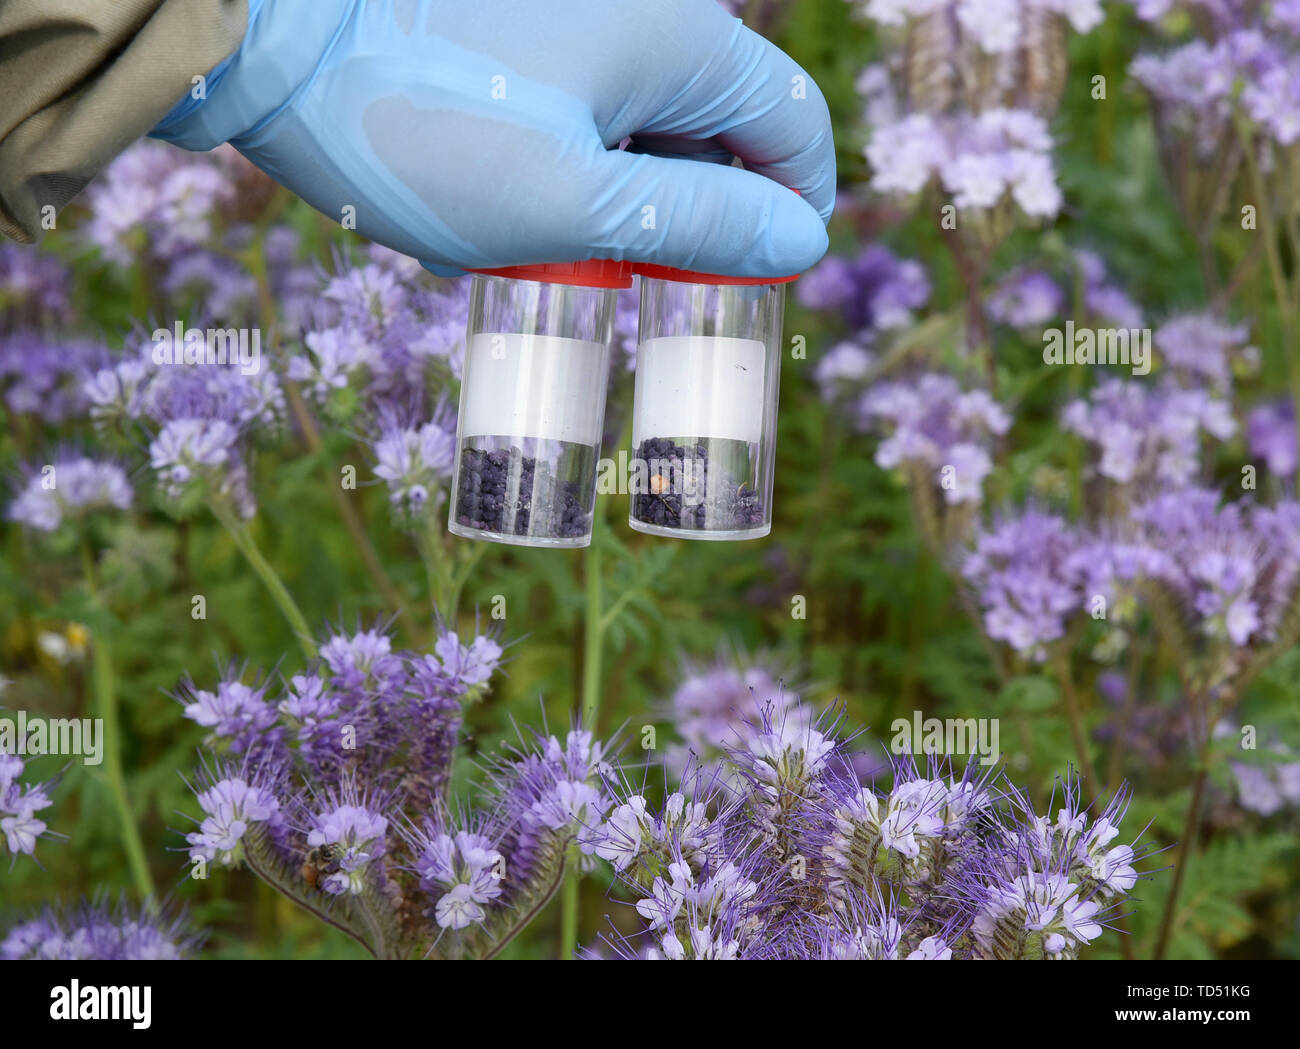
<box><xmin>1134</xmin><ymin>21</ymin><xmax>1300</xmax><ymax>156</ymax></box>
<box><xmin>612</xmin><ymin>277</ymin><xmax>641</xmax><ymax>370</ymax></box>
<box><xmin>81</xmin><ymin>327</ymin><xmax>286</xmax><ymax>519</ymax></box>
<box><xmin>82</xmin><ymin>142</ymin><xmax>250</xmax><ymax>266</ymax></box>
<box><xmin>1241</xmin><ymin>50</ymin><xmax>1300</xmax><ymax>145</ymax></box>
<box><xmin>318</xmin><ymin>625</ymin><xmax>404</xmax><ymax>689</ymax></box>
<box><xmin>294</xmin><ymin>257</ymin><xmax>472</xmax><ymax>423</ymax></box>
<box><xmin>969</xmin><ymin>782</ymin><xmax>1147</xmax><ymax>959</ymax></box>
<box><xmin>855</xmin><ymin>1</ymin><xmax>1103</xmax><ymax>55</ymax></box>
<box><xmin>1</xmin><ymin>899</ymin><xmax>202</xmax><ymax>960</ymax></box>
<box><xmin>412</xmin><ymin>824</ymin><xmax>505</xmax><ymax>930</ymax></box>
<box><xmin>867</xmin><ymin>109</ymin><xmax>1062</xmax><ymax>220</ymax></box>
<box><xmin>861</xmin><ymin>372</ymin><xmax>1010</xmax><ymax>505</ymax></box>
<box><xmin>0</xmin><ymin>334</ymin><xmax>110</xmax><ymax>423</ymax></box>
<box><xmin>599</xmin><ymin>716</ymin><xmax>1148</xmax><ymax>960</ymax></box>
<box><xmin>1247</xmin><ymin>399</ymin><xmax>1297</xmax><ymax>478</ymax></box>
<box><xmin>660</xmin><ymin>653</ymin><xmax>807</xmax><ymax>782</ymax></box>
<box><xmin>6</xmin><ymin>455</ymin><xmax>132</xmax><ymax>532</ymax></box>
<box><xmin>1129</xmin><ymin>489</ymin><xmax>1300</xmax><ymax>653</ymax></box>
<box><xmin>425</xmin><ymin>630</ymin><xmax>503</xmax><ymax>693</ymax></box>
<box><xmin>371</xmin><ymin>401</ymin><xmax>458</xmax><ymax>526</ymax></box>
<box><xmin>866</xmin><ymin>114</ymin><xmax>949</xmax><ymax>195</ymax></box>
<box><xmin>180</xmin><ymin>673</ymin><xmax>280</xmax><ymax>757</ymax></box>
<box><xmin>305</xmin><ymin>796</ymin><xmax>389</xmax><ymax>896</ymax></box>
<box><xmin>1066</xmin><ymin>526</ymin><xmax>1175</xmax><ymax>626</ymax></box>
<box><xmin>0</xmin><ymin>752</ymin><xmax>55</xmax><ymax>859</ymax></box>
<box><xmin>163</xmin><ymin>250</ymin><xmax>258</xmax><ymax>316</ymax></box>
<box><xmin>1231</xmin><ymin>762</ymin><xmax>1285</xmax><ymax>816</ymax></box>
<box><xmin>813</xmin><ymin>340</ymin><xmax>876</xmax><ymax>404</ymax></box>
<box><xmin>963</xmin><ymin>509</ymin><xmax>1081</xmax><ymax>659</ymax></box>
<box><xmin>988</xmin><ymin>269</ymin><xmax>1065</xmax><ymax>330</ymax></box>
<box><xmin>185</xmin><ymin>765</ymin><xmax>284</xmax><ymax>867</ymax></box>
<box><xmin>1072</xmin><ymin>249</ymin><xmax>1145</xmax><ymax>329</ymax></box>
<box><xmin>289</xmin><ymin>326</ymin><xmax>379</xmax><ymax>407</ymax></box>
<box><xmin>795</xmin><ymin>255</ymin><xmax>859</xmax><ymax>313</ymax></box>
<box><xmin>149</xmin><ymin>418</ymin><xmax>255</xmax><ymax>519</ymax></box>
<box><xmin>1061</xmin><ymin>379</ymin><xmax>1234</xmax><ymax>489</ymax></box>
<box><xmin>0</xmin><ymin>244</ymin><xmax>71</xmax><ymax>326</ymax></box>
<box><xmin>1155</xmin><ymin>312</ymin><xmax>1251</xmax><ymax>392</ymax></box>
<box><xmin>487</xmin><ymin>725</ymin><xmax>615</xmax><ymax>889</ymax></box>
<box><xmin>179</xmin><ymin>623</ymin><xmax>611</xmax><ymax>957</ymax></box>
<box><xmin>796</xmin><ymin>245</ymin><xmax>930</xmax><ymax>332</ymax></box>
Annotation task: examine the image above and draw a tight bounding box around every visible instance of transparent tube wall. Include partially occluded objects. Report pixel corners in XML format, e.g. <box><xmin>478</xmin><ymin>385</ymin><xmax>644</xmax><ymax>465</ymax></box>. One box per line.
<box><xmin>630</xmin><ymin>279</ymin><xmax>784</xmax><ymax>540</ymax></box>
<box><xmin>450</xmin><ymin>275</ymin><xmax>615</xmax><ymax>548</ymax></box>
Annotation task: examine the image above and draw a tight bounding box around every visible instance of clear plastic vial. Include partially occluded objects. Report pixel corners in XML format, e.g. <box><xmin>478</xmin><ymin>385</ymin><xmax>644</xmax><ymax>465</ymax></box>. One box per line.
<box><xmin>449</xmin><ymin>260</ymin><xmax>630</xmax><ymax>548</ymax></box>
<box><xmin>628</xmin><ymin>265</ymin><xmax>792</xmax><ymax>541</ymax></box>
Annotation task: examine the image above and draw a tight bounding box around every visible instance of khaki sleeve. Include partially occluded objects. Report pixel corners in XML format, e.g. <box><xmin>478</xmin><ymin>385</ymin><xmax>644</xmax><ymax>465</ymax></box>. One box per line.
<box><xmin>0</xmin><ymin>0</ymin><xmax>248</xmax><ymax>242</ymax></box>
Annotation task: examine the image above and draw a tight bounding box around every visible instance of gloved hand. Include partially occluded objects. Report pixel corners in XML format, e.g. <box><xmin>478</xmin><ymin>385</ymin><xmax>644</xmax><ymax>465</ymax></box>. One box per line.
<box><xmin>152</xmin><ymin>0</ymin><xmax>835</xmax><ymax>277</ymax></box>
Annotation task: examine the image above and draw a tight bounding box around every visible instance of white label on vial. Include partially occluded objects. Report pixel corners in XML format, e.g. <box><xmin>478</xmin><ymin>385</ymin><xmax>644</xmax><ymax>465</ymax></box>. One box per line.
<box><xmin>633</xmin><ymin>335</ymin><xmax>766</xmax><ymax>444</ymax></box>
<box><xmin>462</xmin><ymin>332</ymin><xmax>608</xmax><ymax>445</ymax></box>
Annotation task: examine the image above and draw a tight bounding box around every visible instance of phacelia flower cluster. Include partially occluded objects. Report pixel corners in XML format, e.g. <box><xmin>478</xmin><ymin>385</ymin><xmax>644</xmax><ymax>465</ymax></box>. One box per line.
<box><xmin>181</xmin><ymin>622</ymin><xmax>621</xmax><ymax>959</ymax></box>
<box><xmin>1062</xmin><ymin>378</ymin><xmax>1236</xmax><ymax>490</ymax></box>
<box><xmin>83</xmin><ymin>330</ymin><xmax>287</xmax><ymax>520</ymax></box>
<box><xmin>853</xmin><ymin>1</ymin><xmax>1104</xmax><ymax>51</ymax></box>
<box><xmin>1</xmin><ymin>899</ymin><xmax>201</xmax><ymax>960</ymax></box>
<box><xmin>865</xmin><ymin>107</ymin><xmax>1063</xmax><ymax>221</ymax></box>
<box><xmin>1132</xmin><ymin>10</ymin><xmax>1300</xmax><ymax>154</ymax></box>
<box><xmin>0</xmin><ymin>752</ymin><xmax>55</xmax><ymax>861</ymax></box>
<box><xmin>987</xmin><ymin>250</ymin><xmax>1144</xmax><ymax>333</ymax></box>
<box><xmin>853</xmin><ymin>2</ymin><xmax>1103</xmax><ymax>119</ymax></box>
<box><xmin>660</xmin><ymin>653</ymin><xmax>806</xmax><ymax>780</ymax></box>
<box><xmin>290</xmin><ymin>252</ymin><xmax>470</xmax><ymax>425</ymax></box>
<box><xmin>590</xmin><ymin>708</ymin><xmax>1149</xmax><ymax>960</ymax></box>
<box><xmin>5</xmin><ymin>454</ymin><xmax>133</xmax><ymax>533</ymax></box>
<box><xmin>1154</xmin><ymin>313</ymin><xmax>1254</xmax><ymax>393</ymax></box>
<box><xmin>1228</xmin><ymin>728</ymin><xmax>1300</xmax><ymax>817</ymax></box>
<box><xmin>964</xmin><ymin>489</ymin><xmax>1300</xmax><ymax>679</ymax></box>
<box><xmin>796</xmin><ymin>245</ymin><xmax>931</xmax><ymax>334</ymax></box>
<box><xmin>82</xmin><ymin>142</ymin><xmax>248</xmax><ymax>268</ymax></box>
<box><xmin>0</xmin><ymin>335</ymin><xmax>108</xmax><ymax>424</ymax></box>
<box><xmin>1128</xmin><ymin>489</ymin><xmax>1300</xmax><ymax>672</ymax></box>
<box><xmin>0</xmin><ymin>243</ymin><xmax>71</xmax><ymax>328</ymax></box>
<box><xmin>860</xmin><ymin>373</ymin><xmax>1011</xmax><ymax>506</ymax></box>
<box><xmin>370</xmin><ymin>401</ymin><xmax>458</xmax><ymax>528</ymax></box>
<box><xmin>962</xmin><ymin>508</ymin><xmax>1081</xmax><ymax>660</ymax></box>
<box><xmin>1247</xmin><ymin>399</ymin><xmax>1297</xmax><ymax>480</ymax></box>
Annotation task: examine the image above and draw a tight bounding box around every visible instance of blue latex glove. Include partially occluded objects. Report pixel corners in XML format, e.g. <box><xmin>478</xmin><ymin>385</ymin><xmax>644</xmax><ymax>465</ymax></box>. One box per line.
<box><xmin>152</xmin><ymin>0</ymin><xmax>835</xmax><ymax>278</ymax></box>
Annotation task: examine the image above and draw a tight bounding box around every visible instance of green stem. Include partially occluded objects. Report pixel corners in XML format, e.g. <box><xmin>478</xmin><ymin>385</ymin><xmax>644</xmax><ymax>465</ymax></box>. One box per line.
<box><xmin>1232</xmin><ymin>108</ymin><xmax>1300</xmax><ymax>491</ymax></box>
<box><xmin>558</xmin><ymin>852</ymin><xmax>580</xmax><ymax>960</ymax></box>
<box><xmin>1152</xmin><ymin>686</ymin><xmax>1219</xmax><ymax>960</ymax></box>
<box><xmin>415</xmin><ymin>525</ymin><xmax>458</xmax><ymax>625</ymax></box>
<box><xmin>1152</xmin><ymin>764</ymin><xmax>1209</xmax><ymax>960</ymax></box>
<box><xmin>560</xmin><ymin>542</ymin><xmax>605</xmax><ymax>960</ymax></box>
<box><xmin>451</xmin><ymin>544</ymin><xmax>486</xmax><ymax>602</ymax></box>
<box><xmin>1054</xmin><ymin>650</ymin><xmax>1099</xmax><ymax>796</ymax></box>
<box><xmin>81</xmin><ymin>541</ymin><xmax>156</xmax><ymax>903</ymax></box>
<box><xmin>211</xmin><ymin>503</ymin><xmax>317</xmax><ymax>660</ymax></box>
<box><xmin>581</xmin><ymin>542</ymin><xmax>603</xmax><ymax>727</ymax></box>
<box><xmin>482</xmin><ymin>844</ymin><xmax>571</xmax><ymax>961</ymax></box>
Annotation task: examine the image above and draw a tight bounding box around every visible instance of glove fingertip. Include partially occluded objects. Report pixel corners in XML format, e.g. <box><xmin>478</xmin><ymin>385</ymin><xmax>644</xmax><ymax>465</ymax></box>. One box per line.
<box><xmin>421</xmin><ymin>261</ymin><xmax>467</xmax><ymax>279</ymax></box>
